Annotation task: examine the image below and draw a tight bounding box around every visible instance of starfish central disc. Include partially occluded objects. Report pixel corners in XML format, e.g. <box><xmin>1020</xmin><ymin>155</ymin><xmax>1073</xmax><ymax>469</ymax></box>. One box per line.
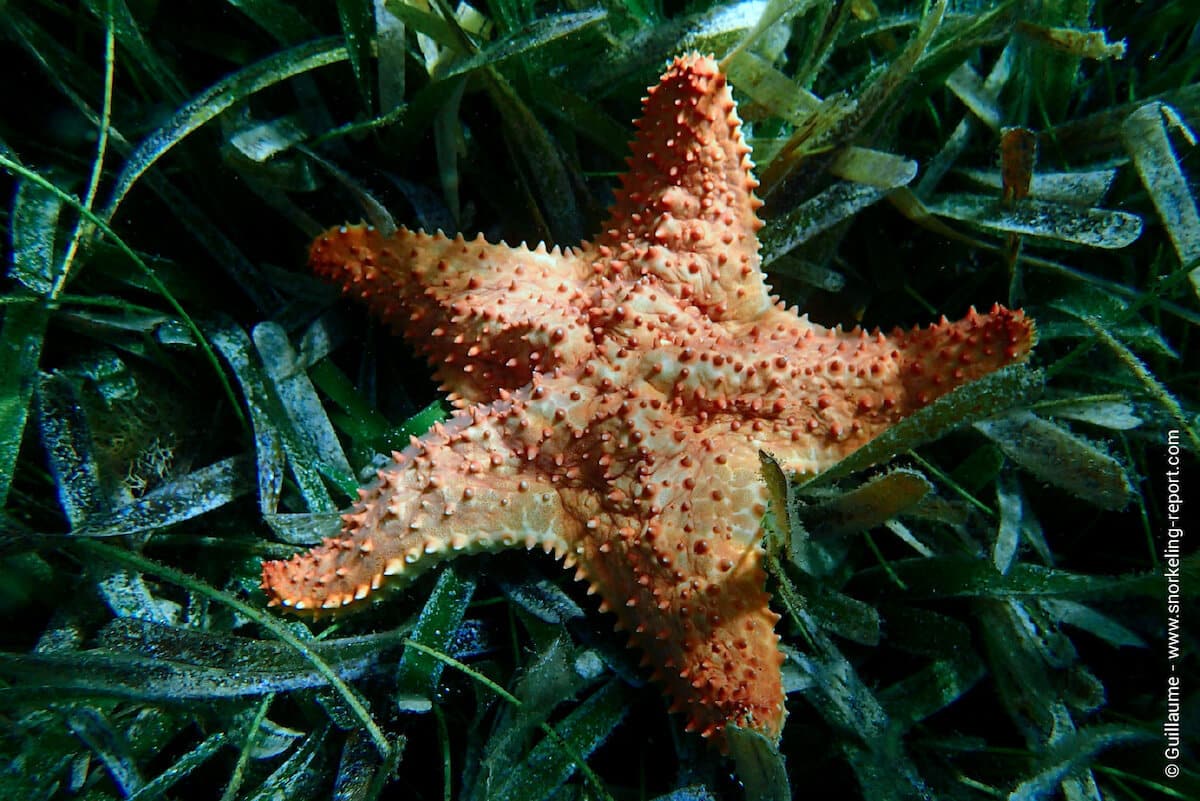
<box><xmin>261</xmin><ymin>53</ymin><xmax>1035</xmax><ymax>745</ymax></box>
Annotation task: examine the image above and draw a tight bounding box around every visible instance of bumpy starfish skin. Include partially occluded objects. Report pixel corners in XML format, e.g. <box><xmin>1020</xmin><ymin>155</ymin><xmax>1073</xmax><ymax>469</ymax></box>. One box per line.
<box><xmin>261</xmin><ymin>54</ymin><xmax>1035</xmax><ymax>744</ymax></box>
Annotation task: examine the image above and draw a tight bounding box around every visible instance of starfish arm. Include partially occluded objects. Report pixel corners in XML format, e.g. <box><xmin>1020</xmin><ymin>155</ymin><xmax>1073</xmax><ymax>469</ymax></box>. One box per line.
<box><xmin>597</xmin><ymin>54</ymin><xmax>770</xmax><ymax>323</ymax></box>
<box><xmin>891</xmin><ymin>304</ymin><xmax>1035</xmax><ymax>406</ymax></box>
<box><xmin>570</xmin><ymin>431</ymin><xmax>785</xmax><ymax>745</ymax></box>
<box><xmin>261</xmin><ymin>399</ymin><xmax>580</xmax><ymax>612</ymax></box>
<box><xmin>310</xmin><ymin>224</ymin><xmax>594</xmax><ymax>405</ymax></box>
<box><xmin>748</xmin><ymin>304</ymin><xmax>1036</xmax><ymax>474</ymax></box>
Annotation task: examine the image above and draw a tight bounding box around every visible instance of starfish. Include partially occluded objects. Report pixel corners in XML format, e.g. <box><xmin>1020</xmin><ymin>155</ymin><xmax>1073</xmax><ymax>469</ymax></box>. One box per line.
<box><xmin>261</xmin><ymin>54</ymin><xmax>1035</xmax><ymax>745</ymax></box>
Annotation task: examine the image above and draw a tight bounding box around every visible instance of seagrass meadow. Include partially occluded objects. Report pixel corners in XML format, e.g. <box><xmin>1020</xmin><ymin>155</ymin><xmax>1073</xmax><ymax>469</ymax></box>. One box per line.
<box><xmin>1</xmin><ymin>0</ymin><xmax>1198</xmax><ymax>799</ymax></box>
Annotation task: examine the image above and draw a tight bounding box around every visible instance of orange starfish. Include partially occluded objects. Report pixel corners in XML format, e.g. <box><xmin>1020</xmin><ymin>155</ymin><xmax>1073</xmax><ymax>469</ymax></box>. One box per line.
<box><xmin>261</xmin><ymin>54</ymin><xmax>1034</xmax><ymax>745</ymax></box>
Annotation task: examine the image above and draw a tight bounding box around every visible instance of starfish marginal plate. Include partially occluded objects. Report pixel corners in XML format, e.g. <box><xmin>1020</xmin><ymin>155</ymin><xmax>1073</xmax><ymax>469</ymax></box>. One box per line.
<box><xmin>262</xmin><ymin>54</ymin><xmax>1035</xmax><ymax>745</ymax></box>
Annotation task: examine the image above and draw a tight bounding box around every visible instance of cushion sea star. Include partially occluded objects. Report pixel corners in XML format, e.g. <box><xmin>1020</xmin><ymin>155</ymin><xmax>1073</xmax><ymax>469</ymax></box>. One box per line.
<box><xmin>261</xmin><ymin>53</ymin><xmax>1035</xmax><ymax>745</ymax></box>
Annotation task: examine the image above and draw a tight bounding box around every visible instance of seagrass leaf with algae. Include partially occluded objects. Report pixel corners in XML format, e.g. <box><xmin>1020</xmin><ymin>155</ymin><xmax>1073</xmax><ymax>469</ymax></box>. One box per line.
<box><xmin>876</xmin><ymin>652</ymin><xmax>986</xmax><ymax>732</ymax></box>
<box><xmin>787</xmin><ymin>569</ymin><xmax>882</xmax><ymax>648</ymax></box>
<box><xmin>726</xmin><ymin>725</ymin><xmax>790</xmax><ymax>801</ymax></box>
<box><xmin>207</xmin><ymin>320</ymin><xmax>330</xmax><ymax>516</ymax></box>
<box><xmin>484</xmin><ymin>678</ymin><xmax>630</xmax><ymax>801</ymax></box>
<box><xmin>758</xmin><ymin>145</ymin><xmax>917</xmax><ymax>264</ymax></box>
<box><xmin>1007</xmin><ymin>723</ymin><xmax>1154</xmax><ymax>801</ymax></box>
<box><xmin>1034</xmin><ymin>396</ymin><xmax>1142</xmax><ymax>431</ymax></box>
<box><xmin>100</xmin><ymin>37</ymin><xmax>350</xmax><ymax>224</ymax></box>
<box><xmin>394</xmin><ymin>564</ymin><xmax>477</xmax><ymax>712</ymax></box>
<box><xmin>806</xmin><ymin>363</ymin><xmax>1044</xmax><ymax>487</ymax></box>
<box><xmin>804</xmin><ymin>468</ymin><xmax>934</xmax><ymax>540</ymax></box>
<box><xmin>761</xmin><ymin>181</ymin><xmax>892</xmax><ymax>265</ymax></box>
<box><xmin>63</xmin><ymin>706</ymin><xmax>143</xmax><ymax>797</ymax></box>
<box><xmin>68</xmin><ymin>455</ymin><xmax>255</xmax><ymax>538</ymax></box>
<box><xmin>978</xmin><ymin>598</ymin><xmax>1111</xmax><ymax>801</ymax></box>
<box><xmin>993</xmin><ymin>471</ymin><xmax>1024</xmax><ymax>575</ymax></box>
<box><xmin>759</xmin><ymin>456</ymin><xmax>915</xmax><ymax>649</ymax></box>
<box><xmin>957</xmin><ymin>166</ymin><xmax>1119</xmax><ymax>207</ymax></box>
<box><xmin>0</xmin><ymin>620</ymin><xmax>411</xmax><ymax>702</ymax></box>
<box><xmin>1042</xmin><ymin>287</ymin><xmax>1178</xmax><ymax>360</ymax></box>
<box><xmin>1039</xmin><ymin>599</ymin><xmax>1148</xmax><ymax>649</ymax></box>
<box><xmin>774</xmin><ymin>604</ymin><xmax>931</xmax><ymax>801</ymax></box>
<box><xmin>243</xmin><ymin>726</ymin><xmax>328</xmax><ymax>800</ymax></box>
<box><xmin>253</xmin><ymin>322</ymin><xmax>356</xmax><ymax>495</ymax></box>
<box><xmin>974</xmin><ymin>411</ymin><xmax>1133</xmax><ymax>510</ymax></box>
<box><xmin>36</xmin><ymin>372</ymin><xmax>185</xmax><ymax>622</ymax></box>
<box><xmin>226</xmin><ymin>0</ymin><xmax>322</xmax><ymax>43</ymax></box>
<box><xmin>925</xmin><ymin>193</ymin><xmax>1143</xmax><ymax>249</ymax></box>
<box><xmin>10</xmin><ymin>178</ymin><xmax>66</xmax><ymax>295</ymax></box>
<box><xmin>494</xmin><ymin>563</ymin><xmax>585</xmax><ymax>625</ymax></box>
<box><xmin>0</xmin><ymin>179</ymin><xmax>56</xmax><ymax>506</ymax></box>
<box><xmin>1121</xmin><ymin>102</ymin><xmax>1200</xmax><ymax>297</ymax></box>
<box><xmin>436</xmin><ymin>9</ymin><xmax>607</xmax><ymax>80</ymax></box>
<box><xmin>856</xmin><ymin>556</ymin><xmax>1164</xmax><ymax>601</ymax></box>
<box><xmin>473</xmin><ymin>632</ymin><xmax>594</xmax><ymax>789</ymax></box>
